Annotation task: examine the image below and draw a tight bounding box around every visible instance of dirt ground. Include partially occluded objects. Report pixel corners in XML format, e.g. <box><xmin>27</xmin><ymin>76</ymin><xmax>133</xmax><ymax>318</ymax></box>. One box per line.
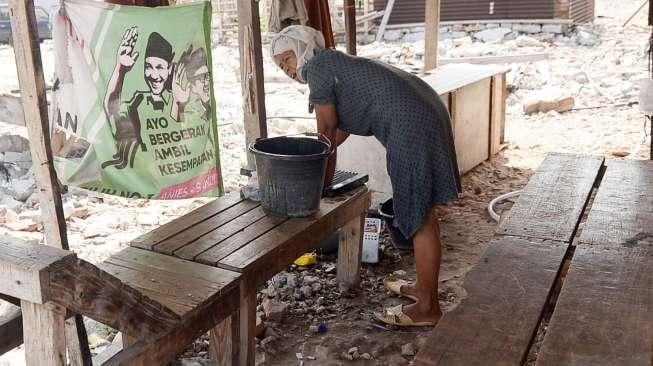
<box><xmin>0</xmin><ymin>0</ymin><xmax>651</xmax><ymax>365</ymax></box>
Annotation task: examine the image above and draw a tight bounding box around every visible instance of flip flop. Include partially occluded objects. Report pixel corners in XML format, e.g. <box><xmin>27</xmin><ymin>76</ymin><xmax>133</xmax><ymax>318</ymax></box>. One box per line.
<box><xmin>373</xmin><ymin>305</ymin><xmax>436</xmax><ymax>327</ymax></box>
<box><xmin>383</xmin><ymin>278</ymin><xmax>418</xmax><ymax>302</ymax></box>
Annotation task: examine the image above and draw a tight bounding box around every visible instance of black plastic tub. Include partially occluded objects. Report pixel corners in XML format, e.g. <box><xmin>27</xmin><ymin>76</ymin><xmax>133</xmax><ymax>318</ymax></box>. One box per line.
<box><xmin>249</xmin><ymin>135</ymin><xmax>330</xmax><ymax>217</ymax></box>
<box><xmin>379</xmin><ymin>198</ymin><xmax>413</xmax><ymax>250</ymax></box>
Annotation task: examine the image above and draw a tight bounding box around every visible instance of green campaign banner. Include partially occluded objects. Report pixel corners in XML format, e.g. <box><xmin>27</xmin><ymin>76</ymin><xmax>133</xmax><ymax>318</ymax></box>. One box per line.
<box><xmin>50</xmin><ymin>0</ymin><xmax>223</xmax><ymax>199</ymax></box>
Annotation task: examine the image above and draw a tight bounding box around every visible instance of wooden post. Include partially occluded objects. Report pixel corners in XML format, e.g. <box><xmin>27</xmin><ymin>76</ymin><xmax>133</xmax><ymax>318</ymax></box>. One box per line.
<box><xmin>8</xmin><ymin>1</ymin><xmax>90</xmax><ymax>365</ymax></box>
<box><xmin>336</xmin><ymin>213</ymin><xmax>365</xmax><ymax>288</ymax></box>
<box><xmin>424</xmin><ymin>0</ymin><xmax>440</xmax><ymax>72</ymax></box>
<box><xmin>375</xmin><ymin>0</ymin><xmax>395</xmax><ymax>42</ymax></box>
<box><xmin>238</xmin><ymin>282</ymin><xmax>256</xmax><ymax>366</ymax></box>
<box><xmin>344</xmin><ymin>0</ymin><xmax>356</xmax><ymax>55</ymax></box>
<box><xmin>21</xmin><ymin>301</ymin><xmax>66</xmax><ymax>366</ymax></box>
<box><xmin>237</xmin><ymin>0</ymin><xmax>267</xmax><ymax>167</ymax></box>
<box><xmin>209</xmin><ymin>314</ymin><xmax>239</xmax><ymax>366</ymax></box>
<box><xmin>363</xmin><ymin>0</ymin><xmax>370</xmax><ymax>43</ymax></box>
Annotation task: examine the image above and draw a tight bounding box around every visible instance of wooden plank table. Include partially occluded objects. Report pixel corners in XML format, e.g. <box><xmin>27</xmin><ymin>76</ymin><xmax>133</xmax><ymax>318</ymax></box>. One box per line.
<box><xmin>415</xmin><ymin>154</ymin><xmax>605</xmax><ymax>366</ymax></box>
<box><xmin>131</xmin><ymin>186</ymin><xmax>371</xmax><ymax>365</ymax></box>
<box><xmin>536</xmin><ymin>159</ymin><xmax>653</xmax><ymax>366</ymax></box>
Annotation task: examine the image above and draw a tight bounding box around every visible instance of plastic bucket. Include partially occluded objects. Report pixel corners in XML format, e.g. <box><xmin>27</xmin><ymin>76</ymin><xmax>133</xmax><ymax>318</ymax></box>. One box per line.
<box><xmin>379</xmin><ymin>198</ymin><xmax>413</xmax><ymax>250</ymax></box>
<box><xmin>249</xmin><ymin>135</ymin><xmax>331</xmax><ymax>217</ymax></box>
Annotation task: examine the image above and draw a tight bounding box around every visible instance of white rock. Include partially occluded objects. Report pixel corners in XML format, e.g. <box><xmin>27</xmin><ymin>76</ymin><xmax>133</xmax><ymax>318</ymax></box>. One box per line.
<box><xmin>136</xmin><ymin>214</ymin><xmax>159</xmax><ymax>226</ymax></box>
<box><xmin>383</xmin><ymin>30</ymin><xmax>403</xmax><ymax>42</ymax></box>
<box><xmin>514</xmin><ymin>35</ymin><xmax>544</xmax><ymax>48</ymax></box>
<box><xmin>0</xmin><ymin>195</ymin><xmax>22</xmax><ymax>212</ymax></box>
<box><xmin>542</xmin><ymin>24</ymin><xmax>566</xmax><ymax>34</ymax></box>
<box><xmin>451</xmin><ymin>31</ymin><xmax>468</xmax><ymax>39</ymax></box>
<box><xmin>513</xmin><ymin>24</ymin><xmax>542</xmax><ymax>34</ymax></box>
<box><xmin>401</xmin><ymin>343</ymin><xmax>416</xmax><ymax>356</ymax></box>
<box><xmin>403</xmin><ymin>32</ymin><xmax>424</xmax><ymax>43</ymax></box>
<box><xmin>262</xmin><ymin>298</ymin><xmax>287</xmax><ymax>321</ymax></box>
<box><xmin>0</xmin><ymin>134</ymin><xmax>29</xmax><ymax>153</ymax></box>
<box><xmin>474</xmin><ymin>28</ymin><xmax>511</xmax><ymax>43</ymax></box>
<box><xmin>576</xmin><ymin>30</ymin><xmax>599</xmax><ymax>46</ymax></box>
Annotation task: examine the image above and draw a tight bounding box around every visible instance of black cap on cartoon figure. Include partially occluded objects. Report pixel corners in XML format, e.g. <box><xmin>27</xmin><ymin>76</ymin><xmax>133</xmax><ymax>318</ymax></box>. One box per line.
<box><xmin>145</xmin><ymin>32</ymin><xmax>174</xmax><ymax>62</ymax></box>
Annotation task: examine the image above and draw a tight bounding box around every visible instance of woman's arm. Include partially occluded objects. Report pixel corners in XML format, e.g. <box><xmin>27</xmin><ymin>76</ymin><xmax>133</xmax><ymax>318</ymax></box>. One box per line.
<box><xmin>314</xmin><ymin>104</ymin><xmax>339</xmax><ymax>186</ymax></box>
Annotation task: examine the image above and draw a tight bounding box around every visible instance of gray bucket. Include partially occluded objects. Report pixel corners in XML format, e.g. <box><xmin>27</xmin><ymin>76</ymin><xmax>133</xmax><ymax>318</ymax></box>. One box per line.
<box><xmin>249</xmin><ymin>135</ymin><xmax>331</xmax><ymax>217</ymax></box>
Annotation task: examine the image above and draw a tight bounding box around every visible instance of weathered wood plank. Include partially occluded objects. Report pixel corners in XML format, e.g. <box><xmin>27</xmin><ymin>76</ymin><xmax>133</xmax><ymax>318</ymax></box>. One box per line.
<box><xmin>344</xmin><ymin>0</ymin><xmax>356</xmax><ymax>55</ymax></box>
<box><xmin>152</xmin><ymin>200</ymin><xmax>259</xmax><ymax>255</ymax></box>
<box><xmin>120</xmin><ymin>285</ymin><xmax>239</xmax><ymax>366</ymax></box>
<box><xmin>109</xmin><ymin>247</ymin><xmax>239</xmax><ymax>289</ymax></box>
<box><xmin>49</xmin><ymin>258</ymin><xmax>181</xmax><ymax>339</ymax></box>
<box><xmin>218</xmin><ymin>188</ymin><xmax>371</xmax><ymax>288</ymax></box>
<box><xmin>414</xmin><ymin>236</ymin><xmax>568</xmax><ymax>366</ymax></box>
<box><xmin>195</xmin><ymin>214</ymin><xmax>287</xmax><ymax>265</ymax></box>
<box><xmin>0</xmin><ymin>238</ymin><xmax>75</xmax><ymax>304</ymax></box>
<box><xmin>174</xmin><ymin>206</ymin><xmax>269</xmax><ymax>260</ymax></box>
<box><xmin>131</xmin><ymin>193</ymin><xmax>243</xmax><ymax>250</ymax></box>
<box><xmin>0</xmin><ymin>302</ymin><xmax>22</xmax><ymax>356</ymax></box>
<box><xmin>496</xmin><ymin>153</ymin><xmax>604</xmax><ymax>242</ymax></box>
<box><xmin>210</xmin><ymin>314</ymin><xmax>239</xmax><ymax>366</ymax></box>
<box><xmin>452</xmin><ymin>78</ymin><xmax>491</xmax><ymax>173</ymax></box>
<box><xmin>238</xmin><ymin>282</ymin><xmax>256</xmax><ymax>366</ymax></box>
<box><xmin>336</xmin><ymin>214</ymin><xmax>365</xmax><ymax>289</ymax></box>
<box><xmin>536</xmin><ymin>159</ymin><xmax>653</xmax><ymax>366</ymax></box>
<box><xmin>489</xmin><ymin>74</ymin><xmax>506</xmax><ymax>156</ymax></box>
<box><xmin>21</xmin><ymin>301</ymin><xmax>66</xmax><ymax>366</ymax></box>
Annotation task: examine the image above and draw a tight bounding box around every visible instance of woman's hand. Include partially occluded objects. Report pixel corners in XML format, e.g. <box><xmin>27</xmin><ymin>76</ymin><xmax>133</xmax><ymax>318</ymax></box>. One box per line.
<box><xmin>314</xmin><ymin>103</ymin><xmax>339</xmax><ymax>186</ymax></box>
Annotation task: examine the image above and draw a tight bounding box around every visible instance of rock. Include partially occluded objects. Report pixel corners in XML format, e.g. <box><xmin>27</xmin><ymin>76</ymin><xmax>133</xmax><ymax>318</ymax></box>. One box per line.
<box><xmin>361</xmin><ymin>352</ymin><xmax>372</xmax><ymax>360</ymax></box>
<box><xmin>401</xmin><ymin>342</ymin><xmax>416</xmax><ymax>357</ymax></box>
<box><xmin>263</xmin><ymin>326</ymin><xmax>278</xmax><ymax>339</ymax></box>
<box><xmin>523</xmin><ymin>89</ymin><xmax>575</xmax><ymax>114</ymax></box>
<box><xmin>255</xmin><ymin>314</ymin><xmax>266</xmax><ymax>337</ymax></box>
<box><xmin>136</xmin><ymin>214</ymin><xmax>158</xmax><ymax>226</ymax></box>
<box><xmin>403</xmin><ymin>32</ymin><xmax>424</xmax><ymax>43</ymax></box>
<box><xmin>542</xmin><ymin>24</ymin><xmax>566</xmax><ymax>34</ymax></box>
<box><xmin>383</xmin><ymin>30</ymin><xmax>403</xmax><ymax>42</ymax></box>
<box><xmin>4</xmin><ymin>219</ymin><xmax>39</xmax><ymax>232</ymax></box>
<box><xmin>0</xmin><ymin>196</ymin><xmax>22</xmax><ymax>212</ymax></box>
<box><xmin>285</xmin><ymin>273</ymin><xmax>297</xmax><ymax>288</ymax></box>
<box><xmin>513</xmin><ymin>24</ymin><xmax>542</xmax><ymax>34</ymax></box>
<box><xmin>451</xmin><ymin>31</ymin><xmax>468</xmax><ymax>39</ymax></box>
<box><xmin>576</xmin><ymin>29</ymin><xmax>599</xmax><ymax>46</ymax></box>
<box><xmin>303</xmin><ymin>275</ymin><xmax>319</xmax><ymax>285</ymax></box>
<box><xmin>0</xmin><ymin>134</ymin><xmax>29</xmax><ymax>153</ymax></box>
<box><xmin>262</xmin><ymin>298</ymin><xmax>287</xmax><ymax>322</ymax></box>
<box><xmin>300</xmin><ymin>285</ymin><xmax>312</xmax><ymax>298</ymax></box>
<box><xmin>514</xmin><ymin>35</ymin><xmax>543</xmax><ymax>48</ymax></box>
<box><xmin>5</xmin><ymin>177</ymin><xmax>36</xmax><ymax>202</ymax></box>
<box><xmin>260</xmin><ymin>336</ymin><xmax>276</xmax><ymax>352</ymax></box>
<box><xmin>473</xmin><ymin>28</ymin><xmax>511</xmax><ymax>43</ymax></box>
<box><xmin>311</xmin><ymin>282</ymin><xmax>322</xmax><ymax>293</ymax></box>
<box><xmin>393</xmin><ymin>270</ymin><xmax>407</xmax><ymax>277</ymax></box>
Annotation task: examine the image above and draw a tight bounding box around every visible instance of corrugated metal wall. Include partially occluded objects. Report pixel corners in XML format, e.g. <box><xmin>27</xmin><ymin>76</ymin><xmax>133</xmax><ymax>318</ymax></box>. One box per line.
<box><xmin>373</xmin><ymin>0</ymin><xmax>589</xmax><ymax>24</ymax></box>
<box><xmin>570</xmin><ymin>0</ymin><xmax>594</xmax><ymax>23</ymax></box>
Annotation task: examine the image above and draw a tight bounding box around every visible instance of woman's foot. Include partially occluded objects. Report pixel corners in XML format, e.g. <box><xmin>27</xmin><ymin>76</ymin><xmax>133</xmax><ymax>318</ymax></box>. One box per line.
<box><xmin>402</xmin><ymin>301</ymin><xmax>443</xmax><ymax>325</ymax></box>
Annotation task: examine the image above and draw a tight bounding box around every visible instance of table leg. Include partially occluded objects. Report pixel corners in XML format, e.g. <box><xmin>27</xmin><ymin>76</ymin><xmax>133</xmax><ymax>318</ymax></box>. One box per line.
<box><xmin>21</xmin><ymin>300</ymin><xmax>67</xmax><ymax>366</ymax></box>
<box><xmin>239</xmin><ymin>282</ymin><xmax>256</xmax><ymax>366</ymax></box>
<box><xmin>337</xmin><ymin>213</ymin><xmax>365</xmax><ymax>289</ymax></box>
<box><xmin>210</xmin><ymin>313</ymin><xmax>239</xmax><ymax>366</ymax></box>
<box><xmin>121</xmin><ymin>334</ymin><xmax>146</xmax><ymax>366</ymax></box>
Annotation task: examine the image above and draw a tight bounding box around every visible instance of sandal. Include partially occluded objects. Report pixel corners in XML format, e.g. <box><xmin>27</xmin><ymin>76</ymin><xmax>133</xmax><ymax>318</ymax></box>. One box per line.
<box><xmin>383</xmin><ymin>278</ymin><xmax>418</xmax><ymax>302</ymax></box>
<box><xmin>373</xmin><ymin>305</ymin><xmax>436</xmax><ymax>327</ymax></box>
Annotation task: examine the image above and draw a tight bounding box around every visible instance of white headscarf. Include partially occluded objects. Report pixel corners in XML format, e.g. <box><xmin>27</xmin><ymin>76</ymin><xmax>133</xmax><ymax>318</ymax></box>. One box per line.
<box><xmin>270</xmin><ymin>25</ymin><xmax>325</xmax><ymax>83</ymax></box>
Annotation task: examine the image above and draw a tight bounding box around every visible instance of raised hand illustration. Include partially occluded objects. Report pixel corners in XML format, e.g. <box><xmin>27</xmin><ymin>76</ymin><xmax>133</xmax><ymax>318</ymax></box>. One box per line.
<box><xmin>117</xmin><ymin>27</ymin><xmax>139</xmax><ymax>70</ymax></box>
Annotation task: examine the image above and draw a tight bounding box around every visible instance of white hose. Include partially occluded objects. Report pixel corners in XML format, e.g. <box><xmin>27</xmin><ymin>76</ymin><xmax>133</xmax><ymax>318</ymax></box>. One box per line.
<box><xmin>488</xmin><ymin>190</ymin><xmax>522</xmax><ymax>222</ymax></box>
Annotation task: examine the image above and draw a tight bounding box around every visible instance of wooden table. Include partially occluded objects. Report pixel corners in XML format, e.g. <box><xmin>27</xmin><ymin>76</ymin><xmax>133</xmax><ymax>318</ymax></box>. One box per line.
<box><xmin>131</xmin><ymin>186</ymin><xmax>371</xmax><ymax>365</ymax></box>
<box><xmin>415</xmin><ymin>155</ymin><xmax>653</xmax><ymax>366</ymax></box>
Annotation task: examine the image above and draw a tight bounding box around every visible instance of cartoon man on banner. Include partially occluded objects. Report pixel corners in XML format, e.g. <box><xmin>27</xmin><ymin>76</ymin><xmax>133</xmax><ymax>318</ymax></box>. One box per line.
<box><xmin>170</xmin><ymin>45</ymin><xmax>212</xmax><ymax>122</ymax></box>
<box><xmin>103</xmin><ymin>27</ymin><xmax>184</xmax><ymax>169</ymax></box>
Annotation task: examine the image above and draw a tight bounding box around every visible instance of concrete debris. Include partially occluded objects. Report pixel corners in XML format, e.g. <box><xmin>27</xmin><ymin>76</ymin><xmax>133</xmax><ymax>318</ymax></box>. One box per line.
<box><xmin>474</xmin><ymin>28</ymin><xmax>511</xmax><ymax>43</ymax></box>
<box><xmin>523</xmin><ymin>89</ymin><xmax>575</xmax><ymax>114</ymax></box>
<box><xmin>513</xmin><ymin>24</ymin><xmax>542</xmax><ymax>34</ymax></box>
<box><xmin>401</xmin><ymin>342</ymin><xmax>416</xmax><ymax>357</ymax></box>
<box><xmin>383</xmin><ymin>30</ymin><xmax>403</xmax><ymax>42</ymax></box>
<box><xmin>262</xmin><ymin>298</ymin><xmax>288</xmax><ymax>322</ymax></box>
<box><xmin>0</xmin><ymin>134</ymin><xmax>29</xmax><ymax>153</ymax></box>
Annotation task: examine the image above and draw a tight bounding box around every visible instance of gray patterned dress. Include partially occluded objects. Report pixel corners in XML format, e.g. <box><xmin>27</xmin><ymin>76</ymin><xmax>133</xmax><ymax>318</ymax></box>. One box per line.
<box><xmin>302</xmin><ymin>49</ymin><xmax>461</xmax><ymax>238</ymax></box>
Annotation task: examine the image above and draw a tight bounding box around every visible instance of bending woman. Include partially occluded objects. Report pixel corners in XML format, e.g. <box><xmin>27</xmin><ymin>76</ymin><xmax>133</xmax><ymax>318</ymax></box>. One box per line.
<box><xmin>270</xmin><ymin>26</ymin><xmax>461</xmax><ymax>327</ymax></box>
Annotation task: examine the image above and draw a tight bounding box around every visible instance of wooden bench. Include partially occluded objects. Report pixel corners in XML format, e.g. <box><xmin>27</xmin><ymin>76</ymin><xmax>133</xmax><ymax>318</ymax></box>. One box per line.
<box><xmin>0</xmin><ymin>239</ymin><xmax>240</xmax><ymax>365</ymax></box>
<box><xmin>415</xmin><ymin>153</ymin><xmax>605</xmax><ymax>365</ymax></box>
<box><xmin>131</xmin><ymin>186</ymin><xmax>372</xmax><ymax>365</ymax></box>
<box><xmin>536</xmin><ymin>159</ymin><xmax>653</xmax><ymax>365</ymax></box>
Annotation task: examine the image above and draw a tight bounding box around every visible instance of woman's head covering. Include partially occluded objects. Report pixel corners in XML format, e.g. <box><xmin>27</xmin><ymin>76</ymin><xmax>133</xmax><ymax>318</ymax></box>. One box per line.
<box><xmin>269</xmin><ymin>25</ymin><xmax>325</xmax><ymax>83</ymax></box>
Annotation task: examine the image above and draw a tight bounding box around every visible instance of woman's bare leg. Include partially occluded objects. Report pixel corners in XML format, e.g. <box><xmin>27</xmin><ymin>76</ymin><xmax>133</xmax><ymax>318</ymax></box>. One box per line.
<box><xmin>401</xmin><ymin>211</ymin><xmax>443</xmax><ymax>323</ymax></box>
